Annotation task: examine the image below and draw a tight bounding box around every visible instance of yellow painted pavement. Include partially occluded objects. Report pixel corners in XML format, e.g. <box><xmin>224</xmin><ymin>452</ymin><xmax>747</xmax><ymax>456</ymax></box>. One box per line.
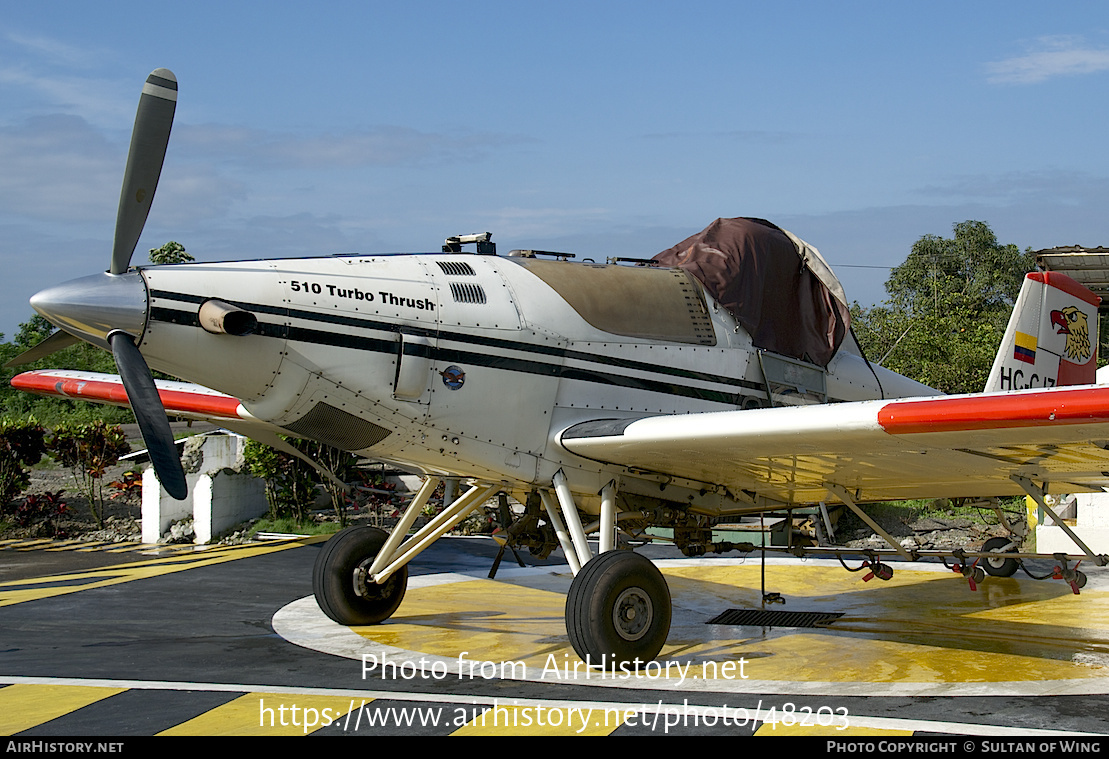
<box><xmin>352</xmin><ymin>563</ymin><xmax>1109</xmax><ymax>686</ymax></box>
<box><xmin>159</xmin><ymin>691</ymin><xmax>360</xmax><ymax>736</ymax></box>
<box><xmin>0</xmin><ymin>684</ymin><xmax>126</xmax><ymax>734</ymax></box>
<box><xmin>0</xmin><ymin>536</ymin><xmax>328</xmax><ymax>607</ymax></box>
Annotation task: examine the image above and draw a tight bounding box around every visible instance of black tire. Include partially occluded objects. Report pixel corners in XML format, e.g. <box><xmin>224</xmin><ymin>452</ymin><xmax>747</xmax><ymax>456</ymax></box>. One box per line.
<box><xmin>565</xmin><ymin>551</ymin><xmax>671</xmax><ymax>667</ymax></box>
<box><xmin>313</xmin><ymin>526</ymin><xmax>407</xmax><ymax>625</ymax></box>
<box><xmin>982</xmin><ymin>536</ymin><xmax>1019</xmax><ymax>577</ymax></box>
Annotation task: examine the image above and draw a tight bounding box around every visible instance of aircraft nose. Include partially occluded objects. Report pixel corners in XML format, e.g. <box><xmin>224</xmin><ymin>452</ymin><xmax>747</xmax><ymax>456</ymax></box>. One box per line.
<box><xmin>30</xmin><ymin>271</ymin><xmax>149</xmax><ymax>350</ymax></box>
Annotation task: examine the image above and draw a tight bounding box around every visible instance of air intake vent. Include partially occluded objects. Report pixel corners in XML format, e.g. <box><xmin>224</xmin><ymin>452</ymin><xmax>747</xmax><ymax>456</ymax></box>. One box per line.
<box><xmin>437</xmin><ymin>261</ymin><xmax>476</xmax><ymax>276</ymax></box>
<box><xmin>285</xmin><ymin>403</ymin><xmax>392</xmax><ymax>450</ymax></box>
<box><xmin>450</xmin><ymin>282</ymin><xmax>487</xmax><ymax>304</ymax></box>
<box><xmin>706</xmin><ymin>610</ymin><xmax>844</xmax><ymax>628</ymax></box>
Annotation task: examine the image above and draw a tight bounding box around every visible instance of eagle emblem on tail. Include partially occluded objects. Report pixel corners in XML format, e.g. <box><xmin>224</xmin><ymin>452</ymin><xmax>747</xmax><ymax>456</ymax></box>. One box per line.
<box><xmin>1050</xmin><ymin>306</ymin><xmax>1092</xmax><ymax>362</ymax></box>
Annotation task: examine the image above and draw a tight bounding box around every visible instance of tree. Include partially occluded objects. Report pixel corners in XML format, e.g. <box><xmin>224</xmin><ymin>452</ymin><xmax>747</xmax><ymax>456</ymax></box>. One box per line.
<box><xmin>853</xmin><ymin>221</ymin><xmax>1036</xmax><ymax>395</ymax></box>
<box><xmin>149</xmin><ymin>241</ymin><xmax>194</xmax><ymax>265</ymax></box>
<box><xmin>15</xmin><ymin>315</ymin><xmax>55</xmax><ymax>348</ymax></box>
<box><xmin>852</xmin><ymin>299</ymin><xmax>1004</xmax><ymax>394</ymax></box>
<box><xmin>1</xmin><ymin>316</ymin><xmax>131</xmax><ymax>424</ymax></box>
<box><xmin>243</xmin><ymin>439</ymin><xmax>315</xmax><ymax>523</ymax></box>
<box><xmin>885</xmin><ymin>221</ymin><xmax>1035</xmax><ymax>315</ymax></box>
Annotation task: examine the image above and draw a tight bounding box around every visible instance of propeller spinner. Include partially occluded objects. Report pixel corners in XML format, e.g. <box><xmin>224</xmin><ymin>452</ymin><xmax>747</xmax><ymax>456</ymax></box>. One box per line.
<box><xmin>23</xmin><ymin>68</ymin><xmax>187</xmax><ymax>499</ymax></box>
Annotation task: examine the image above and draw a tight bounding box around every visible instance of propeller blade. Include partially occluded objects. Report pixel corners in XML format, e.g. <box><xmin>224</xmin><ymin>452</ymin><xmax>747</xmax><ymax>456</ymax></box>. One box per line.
<box><xmin>110</xmin><ymin>68</ymin><xmax>177</xmax><ymax>276</ymax></box>
<box><xmin>3</xmin><ymin>330</ymin><xmax>81</xmax><ymax>369</ymax></box>
<box><xmin>108</xmin><ymin>331</ymin><xmax>188</xmax><ymax>500</ymax></box>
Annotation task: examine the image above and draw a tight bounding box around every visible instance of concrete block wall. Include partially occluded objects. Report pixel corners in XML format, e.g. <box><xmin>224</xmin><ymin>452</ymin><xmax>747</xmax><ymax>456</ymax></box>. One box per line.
<box><xmin>142</xmin><ymin>432</ymin><xmax>267</xmax><ymax>544</ymax></box>
<box><xmin>1035</xmin><ymin>491</ymin><xmax>1109</xmax><ymax>555</ymax></box>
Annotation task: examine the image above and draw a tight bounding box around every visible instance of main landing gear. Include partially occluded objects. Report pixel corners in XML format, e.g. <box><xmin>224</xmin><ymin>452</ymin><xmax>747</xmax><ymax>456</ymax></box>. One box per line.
<box><xmin>565</xmin><ymin>550</ymin><xmax>672</xmax><ymax>666</ymax></box>
<box><xmin>313</xmin><ymin>477</ymin><xmax>500</xmax><ymax>627</ymax></box>
<box><xmin>313</xmin><ymin>526</ymin><xmax>408</xmax><ymax>625</ymax></box>
<box><xmin>311</xmin><ymin>474</ymin><xmax>677</xmax><ymax>668</ymax></box>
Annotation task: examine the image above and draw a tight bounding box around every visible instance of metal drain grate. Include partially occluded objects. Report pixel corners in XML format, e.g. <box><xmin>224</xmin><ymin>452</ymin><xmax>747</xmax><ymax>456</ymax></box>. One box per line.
<box><xmin>706</xmin><ymin>609</ymin><xmax>844</xmax><ymax>628</ymax></box>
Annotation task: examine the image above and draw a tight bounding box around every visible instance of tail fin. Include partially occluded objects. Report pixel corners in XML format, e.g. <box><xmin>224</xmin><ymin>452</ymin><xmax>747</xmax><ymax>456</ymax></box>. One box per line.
<box><xmin>985</xmin><ymin>272</ymin><xmax>1100</xmax><ymax>392</ymax></box>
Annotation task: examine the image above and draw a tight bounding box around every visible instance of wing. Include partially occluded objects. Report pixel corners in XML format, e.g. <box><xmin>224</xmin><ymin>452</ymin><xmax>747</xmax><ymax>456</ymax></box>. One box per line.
<box><xmin>11</xmin><ymin>369</ymin><xmax>248</xmax><ymax>423</ymax></box>
<box><xmin>11</xmin><ymin>369</ymin><xmax>351</xmax><ymax>486</ymax></box>
<box><xmin>559</xmin><ymin>385</ymin><xmax>1109</xmax><ymax>505</ymax></box>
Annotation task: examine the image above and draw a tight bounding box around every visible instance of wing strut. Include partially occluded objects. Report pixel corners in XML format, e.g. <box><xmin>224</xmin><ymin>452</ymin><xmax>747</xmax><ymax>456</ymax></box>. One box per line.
<box><xmin>1011</xmin><ymin>475</ymin><xmax>1108</xmax><ymax>566</ymax></box>
<box><xmin>825</xmin><ymin>483</ymin><xmax>915</xmax><ymax>562</ymax></box>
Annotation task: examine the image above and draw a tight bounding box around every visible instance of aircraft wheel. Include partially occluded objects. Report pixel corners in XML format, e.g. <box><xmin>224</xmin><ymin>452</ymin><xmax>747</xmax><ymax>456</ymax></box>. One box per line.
<box><xmin>982</xmin><ymin>536</ymin><xmax>1020</xmax><ymax>577</ymax></box>
<box><xmin>313</xmin><ymin>526</ymin><xmax>407</xmax><ymax>625</ymax></box>
<box><xmin>565</xmin><ymin>551</ymin><xmax>671</xmax><ymax>667</ymax></box>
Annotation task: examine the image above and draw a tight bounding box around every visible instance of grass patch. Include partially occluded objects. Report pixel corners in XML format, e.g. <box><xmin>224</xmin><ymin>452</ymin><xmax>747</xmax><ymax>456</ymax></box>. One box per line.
<box><xmin>875</xmin><ymin>497</ymin><xmax>1021</xmax><ymax>523</ymax></box>
<box><xmin>838</xmin><ymin>497</ymin><xmax>1025</xmax><ymax>539</ymax></box>
<box><xmin>925</xmin><ymin>497</ymin><xmax>1025</xmax><ymax>524</ymax></box>
<box><xmin>248</xmin><ymin>516</ymin><xmax>342</xmax><ymax>538</ymax></box>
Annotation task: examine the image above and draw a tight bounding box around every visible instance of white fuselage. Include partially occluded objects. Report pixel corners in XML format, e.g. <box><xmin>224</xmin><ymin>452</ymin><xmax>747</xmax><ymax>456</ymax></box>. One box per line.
<box><xmin>135</xmin><ymin>254</ymin><xmax>934</xmax><ymax>513</ymax></box>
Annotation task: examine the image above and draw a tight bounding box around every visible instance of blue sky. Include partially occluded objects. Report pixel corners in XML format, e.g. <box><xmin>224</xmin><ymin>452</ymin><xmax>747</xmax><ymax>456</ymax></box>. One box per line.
<box><xmin>3</xmin><ymin>2</ymin><xmax>1109</xmax><ymax>340</ymax></box>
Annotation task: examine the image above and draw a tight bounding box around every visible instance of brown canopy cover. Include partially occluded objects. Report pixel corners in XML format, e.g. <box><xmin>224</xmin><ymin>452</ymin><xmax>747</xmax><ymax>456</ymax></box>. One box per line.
<box><xmin>653</xmin><ymin>217</ymin><xmax>850</xmax><ymax>367</ymax></box>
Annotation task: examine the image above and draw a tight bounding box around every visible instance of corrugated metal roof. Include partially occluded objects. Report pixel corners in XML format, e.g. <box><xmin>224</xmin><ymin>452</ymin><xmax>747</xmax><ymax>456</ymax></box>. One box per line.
<box><xmin>1035</xmin><ymin>247</ymin><xmax>1109</xmax><ymax>307</ymax></box>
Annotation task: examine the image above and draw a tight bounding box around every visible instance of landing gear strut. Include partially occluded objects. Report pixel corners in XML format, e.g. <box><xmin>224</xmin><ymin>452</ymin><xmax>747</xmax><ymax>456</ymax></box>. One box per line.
<box><xmin>565</xmin><ymin>551</ymin><xmax>672</xmax><ymax>667</ymax></box>
<box><xmin>313</xmin><ymin>526</ymin><xmax>408</xmax><ymax>625</ymax></box>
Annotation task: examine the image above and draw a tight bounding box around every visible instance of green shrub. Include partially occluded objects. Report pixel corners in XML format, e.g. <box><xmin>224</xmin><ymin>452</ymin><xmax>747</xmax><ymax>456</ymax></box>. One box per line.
<box><xmin>243</xmin><ymin>437</ymin><xmax>360</xmax><ymax>526</ymax></box>
<box><xmin>48</xmin><ymin>421</ymin><xmax>130</xmax><ymax>528</ymax></box>
<box><xmin>0</xmin><ymin>419</ymin><xmax>47</xmax><ymax>507</ymax></box>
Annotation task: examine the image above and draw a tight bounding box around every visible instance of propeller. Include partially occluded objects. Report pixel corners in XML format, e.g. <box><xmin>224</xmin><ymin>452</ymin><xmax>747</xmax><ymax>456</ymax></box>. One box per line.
<box><xmin>104</xmin><ymin>68</ymin><xmax>187</xmax><ymax>499</ymax></box>
<box><xmin>21</xmin><ymin>69</ymin><xmax>187</xmax><ymax>499</ymax></box>
<box><xmin>10</xmin><ymin>69</ymin><xmax>177</xmax><ymax>363</ymax></box>
<box><xmin>3</xmin><ymin>330</ymin><xmax>81</xmax><ymax>369</ymax></box>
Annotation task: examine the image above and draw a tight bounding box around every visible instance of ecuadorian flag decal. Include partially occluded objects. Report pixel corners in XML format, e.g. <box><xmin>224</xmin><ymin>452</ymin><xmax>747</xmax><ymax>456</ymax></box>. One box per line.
<box><xmin>1014</xmin><ymin>331</ymin><xmax>1037</xmax><ymax>364</ymax></box>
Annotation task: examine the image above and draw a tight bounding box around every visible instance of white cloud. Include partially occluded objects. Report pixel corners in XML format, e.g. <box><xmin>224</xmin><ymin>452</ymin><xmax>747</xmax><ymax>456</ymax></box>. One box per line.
<box><xmin>986</xmin><ymin>35</ymin><xmax>1109</xmax><ymax>84</ymax></box>
<box><xmin>4</xmin><ymin>31</ymin><xmax>109</xmax><ymax>69</ymax></box>
<box><xmin>0</xmin><ymin>113</ymin><xmax>247</xmax><ymax>236</ymax></box>
<box><xmin>0</xmin><ymin>31</ymin><xmax>131</xmax><ymax>125</ymax></box>
<box><xmin>642</xmin><ymin>129</ymin><xmax>800</xmax><ymax>144</ymax></box>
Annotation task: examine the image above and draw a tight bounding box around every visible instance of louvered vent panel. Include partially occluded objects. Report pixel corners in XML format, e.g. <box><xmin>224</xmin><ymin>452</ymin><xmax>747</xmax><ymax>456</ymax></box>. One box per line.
<box><xmin>437</xmin><ymin>261</ymin><xmax>476</xmax><ymax>276</ymax></box>
<box><xmin>450</xmin><ymin>282</ymin><xmax>487</xmax><ymax>304</ymax></box>
<box><xmin>285</xmin><ymin>403</ymin><xmax>392</xmax><ymax>450</ymax></box>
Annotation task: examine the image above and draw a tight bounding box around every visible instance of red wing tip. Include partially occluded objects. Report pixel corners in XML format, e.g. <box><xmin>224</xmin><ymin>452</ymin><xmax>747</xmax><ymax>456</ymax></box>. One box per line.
<box><xmin>11</xmin><ymin>370</ymin><xmax>243</xmax><ymax>421</ymax></box>
<box><xmin>879</xmin><ymin>386</ymin><xmax>1109</xmax><ymax>434</ymax></box>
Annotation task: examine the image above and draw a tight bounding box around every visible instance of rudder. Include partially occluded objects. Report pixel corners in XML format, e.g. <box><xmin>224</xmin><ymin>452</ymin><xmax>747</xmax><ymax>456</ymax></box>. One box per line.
<box><xmin>985</xmin><ymin>272</ymin><xmax>1100</xmax><ymax>392</ymax></box>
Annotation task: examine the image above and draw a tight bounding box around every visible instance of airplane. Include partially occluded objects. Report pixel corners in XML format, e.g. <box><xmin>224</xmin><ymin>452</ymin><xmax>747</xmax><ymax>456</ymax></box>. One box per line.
<box><xmin>8</xmin><ymin>68</ymin><xmax>1109</xmax><ymax>667</ymax></box>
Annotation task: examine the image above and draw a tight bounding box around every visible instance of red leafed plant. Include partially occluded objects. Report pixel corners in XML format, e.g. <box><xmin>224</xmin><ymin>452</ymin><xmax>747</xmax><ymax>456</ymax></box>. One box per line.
<box><xmin>16</xmin><ymin>490</ymin><xmax>68</xmax><ymax>537</ymax></box>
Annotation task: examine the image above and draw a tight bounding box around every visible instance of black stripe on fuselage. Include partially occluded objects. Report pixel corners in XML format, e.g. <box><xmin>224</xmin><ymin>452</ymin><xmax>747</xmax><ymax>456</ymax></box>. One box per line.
<box><xmin>148</xmin><ymin>290</ymin><xmax>767</xmax><ymax>405</ymax></box>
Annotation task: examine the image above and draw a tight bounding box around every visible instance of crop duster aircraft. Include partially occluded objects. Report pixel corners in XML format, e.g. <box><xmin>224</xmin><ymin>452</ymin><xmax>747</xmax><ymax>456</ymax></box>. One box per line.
<box><xmin>9</xmin><ymin>69</ymin><xmax>1109</xmax><ymax>666</ymax></box>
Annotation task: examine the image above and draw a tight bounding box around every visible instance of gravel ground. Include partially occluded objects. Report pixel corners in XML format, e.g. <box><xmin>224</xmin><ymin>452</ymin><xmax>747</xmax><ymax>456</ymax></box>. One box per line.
<box><xmin>5</xmin><ymin>422</ymin><xmax>194</xmax><ymax>543</ymax></box>
<box><xmin>8</xmin><ymin>459</ymin><xmax>144</xmax><ymax>542</ymax></box>
<box><xmin>833</xmin><ymin>500</ymin><xmax>1025</xmax><ymax>552</ymax></box>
